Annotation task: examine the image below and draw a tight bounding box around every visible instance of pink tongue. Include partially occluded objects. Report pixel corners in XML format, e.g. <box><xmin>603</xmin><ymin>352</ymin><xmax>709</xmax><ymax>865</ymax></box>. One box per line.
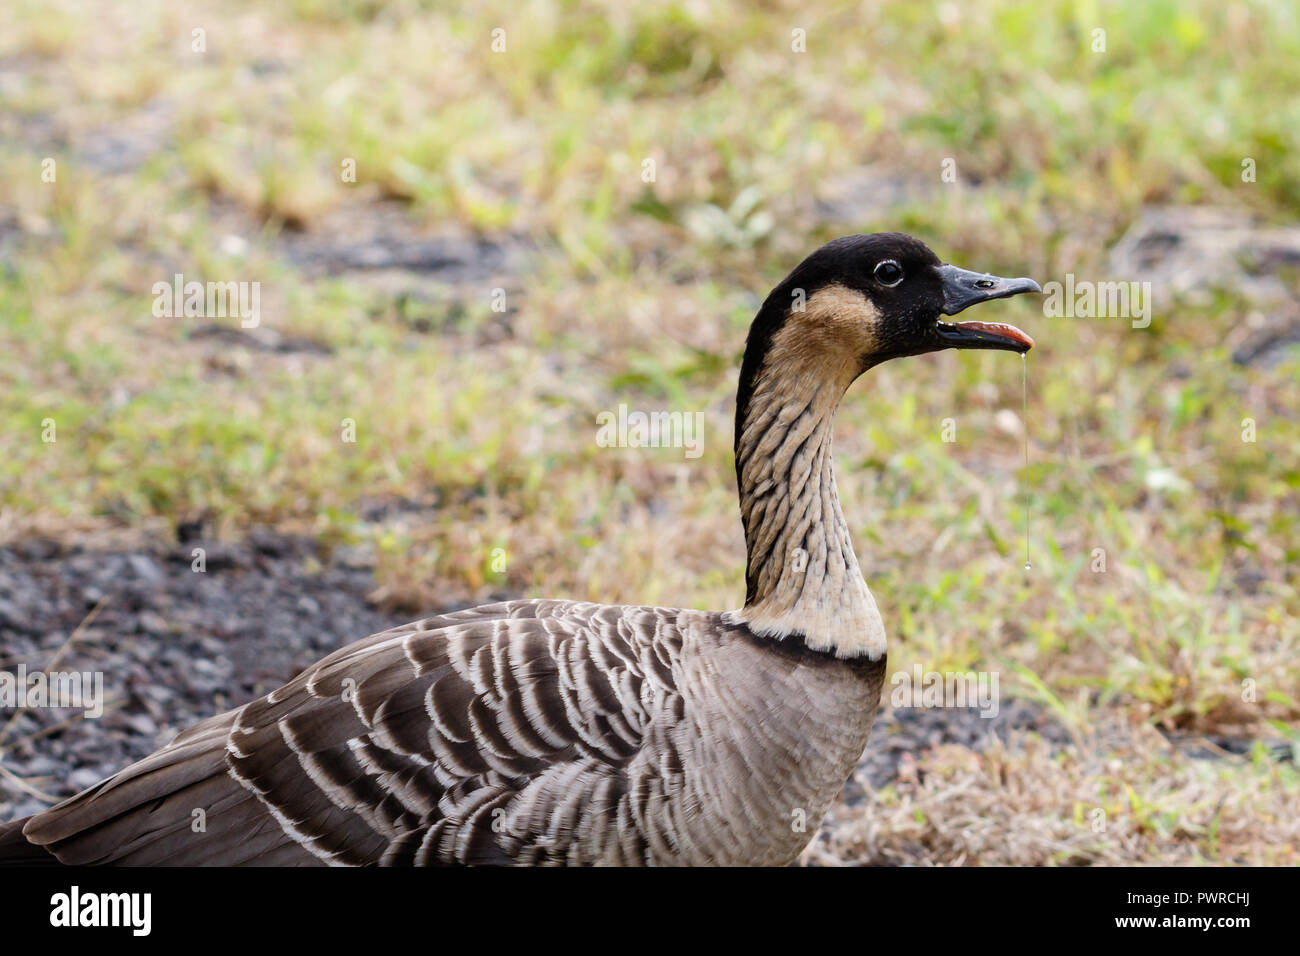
<box><xmin>953</xmin><ymin>320</ymin><xmax>1034</xmax><ymax>349</ymax></box>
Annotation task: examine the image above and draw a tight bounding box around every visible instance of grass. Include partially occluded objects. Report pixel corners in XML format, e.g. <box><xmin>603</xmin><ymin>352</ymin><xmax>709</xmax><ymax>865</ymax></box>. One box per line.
<box><xmin>1</xmin><ymin>0</ymin><xmax>1297</xmax><ymax>863</ymax></box>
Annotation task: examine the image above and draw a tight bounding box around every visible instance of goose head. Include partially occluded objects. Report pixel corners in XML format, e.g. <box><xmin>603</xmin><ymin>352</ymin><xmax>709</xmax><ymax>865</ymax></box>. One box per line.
<box><xmin>747</xmin><ymin>232</ymin><xmax>1039</xmax><ymax>379</ymax></box>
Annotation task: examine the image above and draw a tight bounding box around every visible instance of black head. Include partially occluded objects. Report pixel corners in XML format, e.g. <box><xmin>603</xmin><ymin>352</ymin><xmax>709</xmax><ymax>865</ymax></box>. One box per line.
<box><xmin>735</xmin><ymin>233</ymin><xmax>1041</xmax><ymax>448</ymax></box>
<box><xmin>773</xmin><ymin>232</ymin><xmax>1038</xmax><ymax>361</ymax></box>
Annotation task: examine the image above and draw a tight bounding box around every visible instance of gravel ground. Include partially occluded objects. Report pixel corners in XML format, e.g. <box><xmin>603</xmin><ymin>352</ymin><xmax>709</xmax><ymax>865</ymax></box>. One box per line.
<box><xmin>0</xmin><ymin>533</ymin><xmax>414</xmax><ymax>821</ymax></box>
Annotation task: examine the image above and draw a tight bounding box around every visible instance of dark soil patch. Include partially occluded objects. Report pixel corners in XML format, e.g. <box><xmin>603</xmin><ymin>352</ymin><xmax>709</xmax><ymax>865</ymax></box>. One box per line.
<box><xmin>845</xmin><ymin>700</ymin><xmax>1075</xmax><ymax>800</ymax></box>
<box><xmin>281</xmin><ymin>202</ymin><xmax>525</xmax><ymax>282</ymax></box>
<box><xmin>0</xmin><ymin>532</ymin><xmax>414</xmax><ymax>821</ymax></box>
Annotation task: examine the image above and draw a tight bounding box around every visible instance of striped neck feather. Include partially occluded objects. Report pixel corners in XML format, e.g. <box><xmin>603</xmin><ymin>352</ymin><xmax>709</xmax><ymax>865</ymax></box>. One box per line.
<box><xmin>729</xmin><ymin>285</ymin><xmax>887</xmax><ymax>660</ymax></box>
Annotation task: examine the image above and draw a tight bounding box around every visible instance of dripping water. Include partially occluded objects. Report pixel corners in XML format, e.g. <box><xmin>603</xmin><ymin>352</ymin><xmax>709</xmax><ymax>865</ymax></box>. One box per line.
<box><xmin>1022</xmin><ymin>352</ymin><xmax>1030</xmax><ymax>572</ymax></box>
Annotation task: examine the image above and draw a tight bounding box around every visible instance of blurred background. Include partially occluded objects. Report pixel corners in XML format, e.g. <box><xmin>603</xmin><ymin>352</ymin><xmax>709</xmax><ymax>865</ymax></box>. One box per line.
<box><xmin>0</xmin><ymin>0</ymin><xmax>1296</xmax><ymax>863</ymax></box>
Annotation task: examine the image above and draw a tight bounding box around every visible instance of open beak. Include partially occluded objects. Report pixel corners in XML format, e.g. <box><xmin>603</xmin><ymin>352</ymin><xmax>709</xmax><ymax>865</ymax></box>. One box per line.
<box><xmin>935</xmin><ymin>264</ymin><xmax>1040</xmax><ymax>352</ymax></box>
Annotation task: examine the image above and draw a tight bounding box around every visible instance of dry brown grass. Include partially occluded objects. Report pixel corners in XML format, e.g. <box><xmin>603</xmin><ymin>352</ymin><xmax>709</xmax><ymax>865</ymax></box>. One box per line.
<box><xmin>806</xmin><ymin>718</ymin><xmax>1298</xmax><ymax>866</ymax></box>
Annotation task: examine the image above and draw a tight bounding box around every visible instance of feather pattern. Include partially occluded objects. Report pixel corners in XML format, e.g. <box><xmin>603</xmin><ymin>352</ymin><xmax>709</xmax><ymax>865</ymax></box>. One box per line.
<box><xmin>20</xmin><ymin>600</ymin><xmax>884</xmax><ymax>866</ymax></box>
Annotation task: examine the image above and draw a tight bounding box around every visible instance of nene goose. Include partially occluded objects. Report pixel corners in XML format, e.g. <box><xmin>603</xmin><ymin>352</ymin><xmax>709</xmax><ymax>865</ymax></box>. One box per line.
<box><xmin>0</xmin><ymin>233</ymin><xmax>1038</xmax><ymax>866</ymax></box>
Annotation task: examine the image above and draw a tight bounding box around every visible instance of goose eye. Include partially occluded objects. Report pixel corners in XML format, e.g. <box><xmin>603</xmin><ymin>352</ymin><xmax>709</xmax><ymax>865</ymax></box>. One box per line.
<box><xmin>874</xmin><ymin>259</ymin><xmax>903</xmax><ymax>287</ymax></box>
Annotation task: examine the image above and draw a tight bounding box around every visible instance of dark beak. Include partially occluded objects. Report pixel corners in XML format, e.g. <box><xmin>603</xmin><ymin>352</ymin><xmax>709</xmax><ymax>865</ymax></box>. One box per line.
<box><xmin>934</xmin><ymin>264</ymin><xmax>1040</xmax><ymax>353</ymax></box>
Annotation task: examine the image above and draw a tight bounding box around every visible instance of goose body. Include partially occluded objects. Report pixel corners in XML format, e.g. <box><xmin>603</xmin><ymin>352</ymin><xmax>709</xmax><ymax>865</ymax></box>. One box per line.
<box><xmin>0</xmin><ymin>233</ymin><xmax>1037</xmax><ymax>866</ymax></box>
<box><xmin>10</xmin><ymin>602</ymin><xmax>884</xmax><ymax>866</ymax></box>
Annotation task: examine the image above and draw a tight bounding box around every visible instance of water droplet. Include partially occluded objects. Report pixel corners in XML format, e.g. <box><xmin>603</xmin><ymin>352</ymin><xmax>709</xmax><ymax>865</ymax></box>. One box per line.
<box><xmin>1022</xmin><ymin>353</ymin><xmax>1030</xmax><ymax>572</ymax></box>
